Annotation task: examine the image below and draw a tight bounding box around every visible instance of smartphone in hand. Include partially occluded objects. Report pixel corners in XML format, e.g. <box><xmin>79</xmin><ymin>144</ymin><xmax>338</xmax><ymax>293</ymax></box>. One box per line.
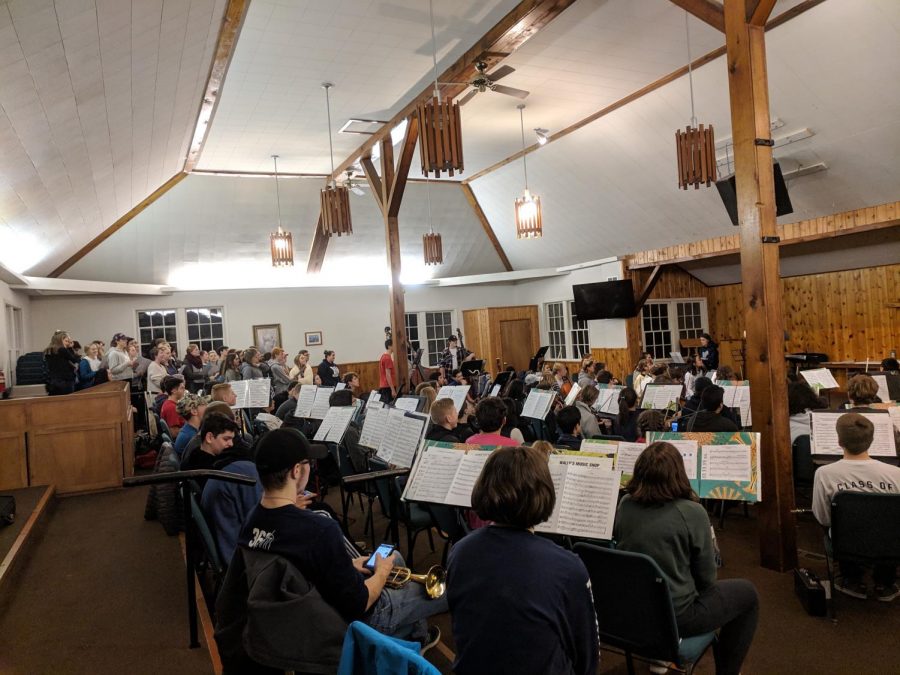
<box><xmin>365</xmin><ymin>543</ymin><xmax>396</xmax><ymax>570</ymax></box>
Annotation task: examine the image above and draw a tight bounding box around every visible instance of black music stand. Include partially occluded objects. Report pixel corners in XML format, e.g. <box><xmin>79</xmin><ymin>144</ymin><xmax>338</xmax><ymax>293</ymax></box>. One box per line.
<box><xmin>492</xmin><ymin>370</ymin><xmax>513</xmax><ymax>390</ymax></box>
<box><xmin>529</xmin><ymin>346</ymin><xmax>550</xmax><ymax>372</ymax></box>
<box><xmin>461</xmin><ymin>360</ymin><xmax>485</xmax><ymax>377</ymax></box>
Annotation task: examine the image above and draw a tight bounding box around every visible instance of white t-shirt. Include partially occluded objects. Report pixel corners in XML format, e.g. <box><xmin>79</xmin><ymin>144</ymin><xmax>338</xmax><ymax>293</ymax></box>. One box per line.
<box><xmin>812</xmin><ymin>458</ymin><xmax>900</xmax><ymax>527</ymax></box>
<box><xmin>449</xmin><ymin>347</ymin><xmax>459</xmax><ymax>370</ymax></box>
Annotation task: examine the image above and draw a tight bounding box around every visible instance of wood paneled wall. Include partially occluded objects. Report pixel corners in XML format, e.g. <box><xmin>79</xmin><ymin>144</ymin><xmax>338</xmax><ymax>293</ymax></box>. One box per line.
<box><xmin>463</xmin><ymin>306</ymin><xmax>540</xmax><ymax>373</ymax></box>
<box><xmin>341</xmin><ymin>361</ymin><xmax>381</xmax><ymax>394</ymax></box>
<box><xmin>626</xmin><ymin>263</ymin><xmax>900</xmax><ymax>367</ymax></box>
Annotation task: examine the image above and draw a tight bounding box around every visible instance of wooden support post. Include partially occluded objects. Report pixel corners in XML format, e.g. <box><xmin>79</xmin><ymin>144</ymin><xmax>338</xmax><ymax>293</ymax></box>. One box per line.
<box><xmin>359</xmin><ymin>116</ymin><xmax>420</xmax><ymax>393</ymax></box>
<box><xmin>724</xmin><ymin>0</ymin><xmax>796</xmax><ymax>571</ymax></box>
<box><xmin>634</xmin><ymin>265</ymin><xmax>665</xmax><ymax>311</ymax></box>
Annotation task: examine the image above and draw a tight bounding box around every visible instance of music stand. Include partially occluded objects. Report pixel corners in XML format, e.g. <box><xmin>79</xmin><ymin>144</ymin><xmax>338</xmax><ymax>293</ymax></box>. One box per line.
<box><xmin>492</xmin><ymin>370</ymin><xmax>513</xmax><ymax>390</ymax></box>
<box><xmin>461</xmin><ymin>360</ymin><xmax>484</xmax><ymax>378</ymax></box>
<box><xmin>529</xmin><ymin>346</ymin><xmax>549</xmax><ymax>372</ymax></box>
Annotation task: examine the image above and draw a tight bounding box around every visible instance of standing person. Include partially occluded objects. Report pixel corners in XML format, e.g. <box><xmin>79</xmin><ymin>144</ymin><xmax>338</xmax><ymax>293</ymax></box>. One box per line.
<box><xmin>289</xmin><ymin>350</ymin><xmax>315</xmax><ymax>385</ymax></box>
<box><xmin>44</xmin><ymin>330</ymin><xmax>80</xmax><ymax>396</ymax></box>
<box><xmin>448</xmin><ymin>445</ymin><xmax>599</xmax><ymax>675</ymax></box>
<box><xmin>240</xmin><ymin>348</ymin><xmax>264</xmax><ymax>381</ymax></box>
<box><xmin>812</xmin><ymin>413</ymin><xmax>900</xmax><ymax>601</ymax></box>
<box><xmin>268</xmin><ymin>348</ymin><xmax>292</xmax><ymax>408</ymax></box>
<box><xmin>615</xmin><ymin>442</ymin><xmax>759</xmax><ymax>675</ymax></box>
<box><xmin>221</xmin><ymin>352</ymin><xmax>242</xmax><ymax>382</ymax></box>
<box><xmin>182</xmin><ymin>344</ymin><xmax>206</xmax><ymax>394</ymax></box>
<box><xmin>378</xmin><ymin>338</ymin><xmax>397</xmax><ymax>402</ymax></box>
<box><xmin>699</xmin><ymin>334</ymin><xmax>719</xmax><ymax>371</ymax></box>
<box><xmin>205</xmin><ymin>350</ymin><xmax>220</xmax><ymax>382</ymax></box>
<box><xmin>147</xmin><ymin>344</ymin><xmax>171</xmax><ymax>395</ymax></box>
<box><xmin>129</xmin><ymin>339</ymin><xmax>151</xmax><ymax>380</ymax></box>
<box><xmin>439</xmin><ymin>335</ymin><xmax>472</xmax><ymax>381</ymax></box>
<box><xmin>159</xmin><ymin>376</ymin><xmax>187</xmax><ymax>438</ymax></box>
<box><xmin>318</xmin><ymin>350</ymin><xmax>340</xmax><ymax>387</ymax></box>
<box><xmin>77</xmin><ymin>342</ymin><xmax>102</xmax><ymax>390</ymax></box>
<box><xmin>106</xmin><ymin>333</ymin><xmax>137</xmax><ymax>382</ymax></box>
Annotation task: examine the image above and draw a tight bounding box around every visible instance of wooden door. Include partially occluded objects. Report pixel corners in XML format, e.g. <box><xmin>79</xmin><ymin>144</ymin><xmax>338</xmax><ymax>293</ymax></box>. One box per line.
<box><xmin>499</xmin><ymin>319</ymin><xmax>535</xmax><ymax>372</ymax></box>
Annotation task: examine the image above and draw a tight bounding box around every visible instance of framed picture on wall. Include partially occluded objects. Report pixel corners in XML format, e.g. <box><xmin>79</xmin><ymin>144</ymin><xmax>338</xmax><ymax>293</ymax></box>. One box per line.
<box><xmin>253</xmin><ymin>324</ymin><xmax>282</xmax><ymax>353</ymax></box>
<box><xmin>305</xmin><ymin>331</ymin><xmax>323</xmax><ymax>347</ymax></box>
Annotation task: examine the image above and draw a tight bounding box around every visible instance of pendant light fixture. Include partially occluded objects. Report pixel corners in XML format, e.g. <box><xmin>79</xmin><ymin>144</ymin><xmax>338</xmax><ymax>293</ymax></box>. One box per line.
<box><xmin>320</xmin><ymin>83</ymin><xmax>352</xmax><ymax>236</ymax></box>
<box><xmin>417</xmin><ymin>0</ymin><xmax>464</xmax><ymax>178</ymax></box>
<box><xmin>269</xmin><ymin>155</ymin><xmax>294</xmax><ymax>267</ymax></box>
<box><xmin>514</xmin><ymin>104</ymin><xmax>542</xmax><ymax>239</ymax></box>
<box><xmin>422</xmin><ymin>175</ymin><xmax>443</xmax><ymax>265</ymax></box>
<box><xmin>675</xmin><ymin>11</ymin><xmax>716</xmax><ymax>190</ymax></box>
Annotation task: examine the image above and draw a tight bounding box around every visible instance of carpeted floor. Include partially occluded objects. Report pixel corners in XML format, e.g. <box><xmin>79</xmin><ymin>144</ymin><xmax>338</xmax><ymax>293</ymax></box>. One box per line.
<box><xmin>0</xmin><ymin>484</ymin><xmax>896</xmax><ymax>674</ymax></box>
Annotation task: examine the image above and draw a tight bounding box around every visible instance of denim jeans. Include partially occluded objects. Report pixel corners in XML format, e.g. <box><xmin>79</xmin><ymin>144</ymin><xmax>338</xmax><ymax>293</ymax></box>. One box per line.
<box><xmin>365</xmin><ymin>553</ymin><xmax>449</xmax><ymax>641</ymax></box>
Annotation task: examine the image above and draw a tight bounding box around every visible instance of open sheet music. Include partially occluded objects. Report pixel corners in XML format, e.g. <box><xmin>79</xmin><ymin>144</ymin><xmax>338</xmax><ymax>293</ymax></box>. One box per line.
<box><xmin>564</xmin><ymin>382</ymin><xmax>581</xmax><ymax>406</ymax></box>
<box><xmin>435</xmin><ymin>386</ymin><xmax>469</xmax><ymax>414</ymax></box>
<box><xmin>489</xmin><ymin>384</ymin><xmax>501</xmax><ymax>397</ymax></box>
<box><xmin>393</xmin><ymin>397</ymin><xmax>420</xmax><ymax>412</ymax></box>
<box><xmin>592</xmin><ymin>385</ymin><xmax>623</xmax><ymax>415</ymax></box>
<box><xmin>872</xmin><ymin>375</ymin><xmax>891</xmax><ymax>403</ymax></box>
<box><xmin>229</xmin><ymin>378</ymin><xmax>271</xmax><ymax>408</ymax></box>
<box><xmin>375</xmin><ymin>410</ymin><xmax>428</xmax><ymax>468</ymax></box>
<box><xmin>294</xmin><ymin>385</ymin><xmax>318</xmax><ymax>418</ymax></box>
<box><xmin>310</xmin><ymin>387</ymin><xmax>334</xmax><ymax>420</ymax></box>
<box><xmin>640</xmin><ymin>384</ymin><xmax>683</xmax><ymax>411</ymax></box>
<box><xmin>312</xmin><ymin>406</ymin><xmax>356</xmax><ymax>444</ymax></box>
<box><xmin>720</xmin><ymin>382</ymin><xmax>751</xmax><ymax>427</ymax></box>
<box><xmin>810</xmin><ymin>411</ymin><xmax>895</xmax><ymax>457</ymax></box>
<box><xmin>888</xmin><ymin>406</ymin><xmax>900</xmax><ymax>434</ymax></box>
<box><xmin>364</xmin><ymin>391</ymin><xmax>381</xmax><ymax>410</ymax></box>
<box><xmin>522</xmin><ymin>389</ymin><xmax>555</xmax><ymax>420</ymax></box>
<box><xmin>800</xmin><ymin>368</ymin><xmax>839</xmax><ymax>390</ymax></box>
<box><xmin>403</xmin><ymin>442</ymin><xmax>621</xmax><ymax>540</ymax></box>
<box><xmin>359</xmin><ymin>406</ymin><xmax>389</xmax><ymax>449</ymax></box>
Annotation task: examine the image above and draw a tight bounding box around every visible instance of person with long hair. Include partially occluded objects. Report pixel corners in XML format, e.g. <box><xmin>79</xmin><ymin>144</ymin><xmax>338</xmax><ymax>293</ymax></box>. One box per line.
<box><xmin>632</xmin><ymin>358</ymin><xmax>652</xmax><ymax>396</ymax></box>
<box><xmin>76</xmin><ymin>341</ymin><xmax>102</xmax><ymax>390</ymax></box>
<box><xmin>614</xmin><ymin>387</ymin><xmax>640</xmax><ymax>441</ymax></box>
<box><xmin>289</xmin><ymin>349</ymin><xmax>315</xmax><ymax>385</ymax></box>
<box><xmin>574</xmin><ymin>385</ymin><xmax>602</xmax><ymax>439</ymax></box>
<box><xmin>615</xmin><ymin>442</ymin><xmax>758</xmax><ymax>675</ymax></box>
<box><xmin>183</xmin><ymin>343</ymin><xmax>206</xmax><ymax>394</ymax></box>
<box><xmin>240</xmin><ymin>348</ymin><xmax>264</xmax><ymax>380</ymax></box>
<box><xmin>221</xmin><ymin>351</ymin><xmax>242</xmax><ymax>382</ymax></box>
<box><xmin>448</xmin><ymin>445</ymin><xmax>599</xmax><ymax>675</ymax></box>
<box><xmin>787</xmin><ymin>381</ymin><xmax>828</xmax><ymax>443</ymax></box>
<box><xmin>44</xmin><ymin>330</ymin><xmax>80</xmax><ymax>395</ymax></box>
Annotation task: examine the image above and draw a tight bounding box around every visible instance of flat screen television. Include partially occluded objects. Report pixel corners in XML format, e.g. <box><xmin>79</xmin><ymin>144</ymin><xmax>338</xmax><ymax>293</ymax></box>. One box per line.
<box><xmin>572</xmin><ymin>280</ymin><xmax>636</xmax><ymax>320</ymax></box>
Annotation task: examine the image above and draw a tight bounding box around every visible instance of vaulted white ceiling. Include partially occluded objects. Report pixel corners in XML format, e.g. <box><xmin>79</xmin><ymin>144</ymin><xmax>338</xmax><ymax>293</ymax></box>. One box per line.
<box><xmin>0</xmin><ymin>0</ymin><xmax>227</xmax><ymax>276</ymax></box>
<box><xmin>4</xmin><ymin>0</ymin><xmax>900</xmax><ymax>287</ymax></box>
<box><xmin>62</xmin><ymin>173</ymin><xmax>507</xmax><ymax>287</ymax></box>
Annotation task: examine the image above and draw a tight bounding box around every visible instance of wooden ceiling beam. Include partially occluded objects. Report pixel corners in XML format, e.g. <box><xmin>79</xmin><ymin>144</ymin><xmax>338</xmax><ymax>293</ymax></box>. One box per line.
<box><xmin>183</xmin><ymin>0</ymin><xmax>250</xmax><ymax>172</ymax></box>
<box><xmin>305</xmin><ymin>214</ymin><xmax>327</xmax><ymax>274</ymax></box>
<box><xmin>460</xmin><ymin>184</ymin><xmax>514</xmax><ymax>272</ymax></box>
<box><xmin>747</xmin><ymin>0</ymin><xmax>778</xmax><ymax>26</ymax></box>
<box><xmin>48</xmin><ymin>172</ymin><xmax>188</xmax><ymax>278</ymax></box>
<box><xmin>667</xmin><ymin>0</ymin><xmax>725</xmax><ymax>32</ymax></box>
<box><xmin>387</xmin><ymin>115</ymin><xmax>420</xmax><ymax>219</ymax></box>
<box><xmin>633</xmin><ymin>265</ymin><xmax>666</xmax><ymax>310</ymax></box>
<box><xmin>359</xmin><ymin>157</ymin><xmax>384</xmax><ymax>212</ymax></box>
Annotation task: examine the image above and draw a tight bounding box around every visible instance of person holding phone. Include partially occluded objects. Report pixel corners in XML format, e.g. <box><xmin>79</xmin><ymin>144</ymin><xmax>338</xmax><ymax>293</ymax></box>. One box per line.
<box><xmin>217</xmin><ymin>427</ymin><xmax>445</xmax><ymax>669</ymax></box>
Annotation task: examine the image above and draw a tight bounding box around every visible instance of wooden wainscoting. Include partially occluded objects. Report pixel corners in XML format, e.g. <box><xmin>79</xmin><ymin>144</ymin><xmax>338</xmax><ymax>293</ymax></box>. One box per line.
<box><xmin>340</xmin><ymin>361</ymin><xmax>380</xmax><ymax>394</ymax></box>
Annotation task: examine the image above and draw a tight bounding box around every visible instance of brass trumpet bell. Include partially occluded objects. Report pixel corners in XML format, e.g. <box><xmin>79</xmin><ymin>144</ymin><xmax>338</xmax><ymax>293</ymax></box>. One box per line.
<box><xmin>385</xmin><ymin>564</ymin><xmax>447</xmax><ymax>599</ymax></box>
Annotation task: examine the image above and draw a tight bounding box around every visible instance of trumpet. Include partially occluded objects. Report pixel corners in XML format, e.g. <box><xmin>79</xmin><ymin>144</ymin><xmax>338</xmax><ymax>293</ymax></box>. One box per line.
<box><xmin>384</xmin><ymin>564</ymin><xmax>447</xmax><ymax>599</ymax></box>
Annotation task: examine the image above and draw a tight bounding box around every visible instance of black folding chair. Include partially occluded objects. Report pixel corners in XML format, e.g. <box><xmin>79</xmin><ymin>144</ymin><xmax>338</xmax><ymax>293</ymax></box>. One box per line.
<box><xmin>574</xmin><ymin>543</ymin><xmax>715</xmax><ymax>675</ymax></box>
<box><xmin>825</xmin><ymin>492</ymin><xmax>900</xmax><ymax>619</ymax></box>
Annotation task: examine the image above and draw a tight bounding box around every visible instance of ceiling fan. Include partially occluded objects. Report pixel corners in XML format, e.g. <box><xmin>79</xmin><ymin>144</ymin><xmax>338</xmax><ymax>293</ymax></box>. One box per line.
<box><xmin>440</xmin><ymin>61</ymin><xmax>529</xmax><ymax>106</ymax></box>
<box><xmin>343</xmin><ymin>169</ymin><xmax>368</xmax><ymax>197</ymax></box>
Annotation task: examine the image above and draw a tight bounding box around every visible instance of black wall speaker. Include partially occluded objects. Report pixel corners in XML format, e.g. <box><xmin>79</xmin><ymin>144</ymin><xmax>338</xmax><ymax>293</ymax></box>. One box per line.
<box><xmin>716</xmin><ymin>162</ymin><xmax>793</xmax><ymax>226</ymax></box>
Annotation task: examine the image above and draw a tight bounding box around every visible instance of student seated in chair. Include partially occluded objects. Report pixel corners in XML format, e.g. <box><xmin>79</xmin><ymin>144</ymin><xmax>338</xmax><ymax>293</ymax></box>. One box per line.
<box><xmin>180</xmin><ymin>413</ymin><xmax>241</xmax><ymax>487</ymax></box>
<box><xmin>686</xmin><ymin>386</ymin><xmax>739</xmax><ymax>433</ymax></box>
<box><xmin>555</xmin><ymin>405</ymin><xmax>583</xmax><ymax>450</ymax></box>
<box><xmin>466</xmin><ymin>398</ymin><xmax>520</xmax><ymax>447</ymax></box>
<box><xmin>615</xmin><ymin>442</ymin><xmax>759</xmax><ymax>675</ymax></box>
<box><xmin>215</xmin><ymin>427</ymin><xmax>445</xmax><ymax>668</ymax></box>
<box><xmin>812</xmin><ymin>412</ymin><xmax>900</xmax><ymax>602</ymax></box>
<box><xmin>425</xmin><ymin>397</ymin><xmax>474</xmax><ymax>443</ymax></box>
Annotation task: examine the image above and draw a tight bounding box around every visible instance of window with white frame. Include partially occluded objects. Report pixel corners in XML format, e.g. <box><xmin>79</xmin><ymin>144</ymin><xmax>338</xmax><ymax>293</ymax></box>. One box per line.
<box><xmin>545</xmin><ymin>302</ymin><xmax>567</xmax><ymax>360</ymax></box>
<box><xmin>137</xmin><ymin>309</ymin><xmax>178</xmax><ymax>359</ymax></box>
<box><xmin>405</xmin><ymin>313</ymin><xmax>420</xmax><ymax>353</ymax></box>
<box><xmin>425</xmin><ymin>311</ymin><xmax>453</xmax><ymax>367</ymax></box>
<box><xmin>569</xmin><ymin>301</ymin><xmax>590</xmax><ymax>359</ymax></box>
<box><xmin>186</xmin><ymin>307</ymin><xmax>225</xmax><ymax>354</ymax></box>
<box><xmin>641</xmin><ymin>299</ymin><xmax>708</xmax><ymax>361</ymax></box>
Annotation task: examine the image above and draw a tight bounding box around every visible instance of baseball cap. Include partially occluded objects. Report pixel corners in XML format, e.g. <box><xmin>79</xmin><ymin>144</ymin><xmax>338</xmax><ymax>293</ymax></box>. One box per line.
<box><xmin>255</xmin><ymin>428</ymin><xmax>328</xmax><ymax>474</ymax></box>
<box><xmin>176</xmin><ymin>392</ymin><xmax>210</xmax><ymax>418</ymax></box>
<box><xmin>112</xmin><ymin>332</ymin><xmax>133</xmax><ymax>343</ymax></box>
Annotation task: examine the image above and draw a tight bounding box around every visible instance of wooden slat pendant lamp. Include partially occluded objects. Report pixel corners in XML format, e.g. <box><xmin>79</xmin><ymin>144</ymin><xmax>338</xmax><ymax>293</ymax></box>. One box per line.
<box><xmin>514</xmin><ymin>104</ymin><xmax>542</xmax><ymax>239</ymax></box>
<box><xmin>422</xmin><ymin>175</ymin><xmax>443</xmax><ymax>265</ymax></box>
<box><xmin>417</xmin><ymin>0</ymin><xmax>464</xmax><ymax>179</ymax></box>
<box><xmin>675</xmin><ymin>12</ymin><xmax>716</xmax><ymax>190</ymax></box>
<box><xmin>320</xmin><ymin>83</ymin><xmax>352</xmax><ymax>236</ymax></box>
<box><xmin>269</xmin><ymin>155</ymin><xmax>294</xmax><ymax>267</ymax></box>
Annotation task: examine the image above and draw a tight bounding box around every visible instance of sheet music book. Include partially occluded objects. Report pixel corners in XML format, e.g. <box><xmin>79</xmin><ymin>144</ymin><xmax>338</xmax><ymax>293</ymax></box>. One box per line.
<box><xmin>294</xmin><ymin>385</ymin><xmax>318</xmax><ymax>418</ymax></box>
<box><xmin>592</xmin><ymin>385</ymin><xmax>623</xmax><ymax>415</ymax></box>
<box><xmin>376</xmin><ymin>410</ymin><xmax>428</xmax><ymax>468</ymax></box>
<box><xmin>579</xmin><ymin>438</ymin><xmax>618</xmax><ymax>456</ymax></box>
<box><xmin>564</xmin><ymin>382</ymin><xmax>582</xmax><ymax>406</ymax></box>
<box><xmin>872</xmin><ymin>374</ymin><xmax>891</xmax><ymax>403</ymax></box>
<box><xmin>810</xmin><ymin>411</ymin><xmax>895</xmax><ymax>457</ymax></box>
<box><xmin>521</xmin><ymin>389</ymin><xmax>555</xmax><ymax>420</ymax></box>
<box><xmin>310</xmin><ymin>387</ymin><xmax>334</xmax><ymax>420</ymax></box>
<box><xmin>800</xmin><ymin>368</ymin><xmax>840</xmax><ymax>390</ymax></box>
<box><xmin>435</xmin><ymin>386</ymin><xmax>469</xmax><ymax>414</ymax></box>
<box><xmin>614</xmin><ymin>441</ymin><xmax>649</xmax><ymax>479</ymax></box>
<box><xmin>670</xmin><ymin>351</ymin><xmax>686</xmax><ymax>364</ymax></box>
<box><xmin>403</xmin><ymin>442</ymin><xmax>621</xmax><ymax>540</ymax></box>
<box><xmin>888</xmin><ymin>406</ymin><xmax>900</xmax><ymax>434</ymax></box>
<box><xmin>364</xmin><ymin>390</ymin><xmax>381</xmax><ymax>410</ymax></box>
<box><xmin>394</xmin><ymin>397</ymin><xmax>420</xmax><ymax>412</ymax></box>
<box><xmin>313</xmin><ymin>406</ymin><xmax>355</xmax><ymax>443</ymax></box>
<box><xmin>489</xmin><ymin>384</ymin><xmax>501</xmax><ymax>398</ymax></box>
<box><xmin>359</xmin><ymin>406</ymin><xmax>389</xmax><ymax>449</ymax></box>
<box><xmin>335</xmin><ymin>382</ymin><xmax>346</xmax><ymax>391</ymax></box>
<box><xmin>640</xmin><ymin>384</ymin><xmax>683</xmax><ymax>411</ymax></box>
<box><xmin>229</xmin><ymin>378</ymin><xmax>271</xmax><ymax>409</ymax></box>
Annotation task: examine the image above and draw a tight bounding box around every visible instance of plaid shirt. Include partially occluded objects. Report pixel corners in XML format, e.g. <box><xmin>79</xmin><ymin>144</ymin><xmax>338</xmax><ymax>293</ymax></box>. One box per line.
<box><xmin>439</xmin><ymin>346</ymin><xmax>471</xmax><ymax>373</ymax></box>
